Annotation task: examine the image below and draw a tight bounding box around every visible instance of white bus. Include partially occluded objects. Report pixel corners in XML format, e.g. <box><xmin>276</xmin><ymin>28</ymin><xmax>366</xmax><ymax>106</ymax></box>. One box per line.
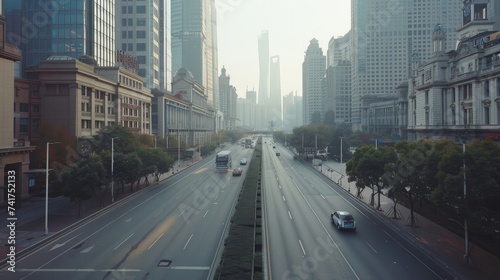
<box><xmin>215</xmin><ymin>150</ymin><xmax>232</xmax><ymax>171</ymax></box>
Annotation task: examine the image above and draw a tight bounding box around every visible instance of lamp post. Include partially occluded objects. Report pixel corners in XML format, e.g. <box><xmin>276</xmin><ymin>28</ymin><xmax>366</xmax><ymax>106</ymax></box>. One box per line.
<box><xmin>111</xmin><ymin>137</ymin><xmax>119</xmax><ymax>203</ymax></box>
<box><xmin>45</xmin><ymin>141</ymin><xmax>60</xmax><ymax>235</ymax></box>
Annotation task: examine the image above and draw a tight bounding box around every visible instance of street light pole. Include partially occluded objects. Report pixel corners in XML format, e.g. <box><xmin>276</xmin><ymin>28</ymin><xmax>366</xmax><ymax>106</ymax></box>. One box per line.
<box><xmin>45</xmin><ymin>141</ymin><xmax>60</xmax><ymax>235</ymax></box>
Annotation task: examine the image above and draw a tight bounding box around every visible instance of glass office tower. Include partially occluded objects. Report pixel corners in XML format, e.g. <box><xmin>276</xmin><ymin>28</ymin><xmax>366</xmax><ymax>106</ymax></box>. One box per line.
<box><xmin>22</xmin><ymin>0</ymin><xmax>115</xmax><ymax>69</ymax></box>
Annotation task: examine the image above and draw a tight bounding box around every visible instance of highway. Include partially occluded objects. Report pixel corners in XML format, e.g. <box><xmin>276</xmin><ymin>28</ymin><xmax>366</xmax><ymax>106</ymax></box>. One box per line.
<box><xmin>262</xmin><ymin>137</ymin><xmax>456</xmax><ymax>280</ymax></box>
<box><xmin>1</xmin><ymin>144</ymin><xmax>253</xmax><ymax>280</ymax></box>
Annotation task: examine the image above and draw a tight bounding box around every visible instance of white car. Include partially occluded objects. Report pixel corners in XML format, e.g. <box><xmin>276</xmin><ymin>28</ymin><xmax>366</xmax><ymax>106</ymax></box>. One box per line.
<box><xmin>240</xmin><ymin>158</ymin><xmax>247</xmax><ymax>165</ymax></box>
<box><xmin>331</xmin><ymin>211</ymin><xmax>356</xmax><ymax>230</ymax></box>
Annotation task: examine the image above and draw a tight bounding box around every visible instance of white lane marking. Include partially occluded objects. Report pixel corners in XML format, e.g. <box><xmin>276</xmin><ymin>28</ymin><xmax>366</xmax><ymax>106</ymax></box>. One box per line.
<box><xmin>183</xmin><ymin>233</ymin><xmax>194</xmax><ymax>250</ymax></box>
<box><xmin>279</xmin><ymin>185</ymin><xmax>282</xmax><ymax>189</ymax></box>
<box><xmin>214</xmin><ymin>194</ymin><xmax>219</xmax><ymax>200</ymax></box>
<box><xmin>203</xmin><ymin>210</ymin><xmax>209</xmax><ymax>218</ymax></box>
<box><xmin>154</xmin><ymin>209</ymin><xmax>163</xmax><ymax>217</ymax></box>
<box><xmin>320</xmin><ymin>194</ymin><xmax>326</xmax><ymax>200</ymax></box>
<box><xmin>382</xmin><ymin>229</ymin><xmax>442</xmax><ymax>279</ymax></box>
<box><xmin>170</xmin><ymin>266</ymin><xmax>210</xmax><ymax>270</ymax></box>
<box><xmin>80</xmin><ymin>245</ymin><xmax>93</xmax><ymax>253</ymax></box>
<box><xmin>114</xmin><ymin>233</ymin><xmax>134</xmax><ymax>250</ymax></box>
<box><xmin>365</xmin><ymin>241</ymin><xmax>378</xmax><ymax>254</ymax></box>
<box><xmin>49</xmin><ymin>233</ymin><xmax>84</xmax><ymax>251</ymax></box>
<box><xmin>282</xmin><ymin>196</ymin><xmax>286</xmax><ymax>202</ymax></box>
<box><xmin>288</xmin><ymin>211</ymin><xmax>292</xmax><ymax>220</ymax></box>
<box><xmin>176</xmin><ymin>194</ymin><xmax>182</xmax><ymax>200</ymax></box>
<box><xmin>124</xmin><ymin>218</ymin><xmax>132</xmax><ymax>223</ymax></box>
<box><xmin>178</xmin><ymin>210</ymin><xmax>185</xmax><ymax>217</ymax></box>
<box><xmin>148</xmin><ymin>233</ymin><xmax>164</xmax><ymax>250</ymax></box>
<box><xmin>298</xmin><ymin>239</ymin><xmax>306</xmax><ymax>256</ymax></box>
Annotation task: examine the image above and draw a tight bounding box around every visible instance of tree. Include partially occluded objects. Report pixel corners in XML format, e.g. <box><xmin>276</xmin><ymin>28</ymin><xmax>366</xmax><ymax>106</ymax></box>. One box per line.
<box><xmin>57</xmin><ymin>156</ymin><xmax>108</xmax><ymax>217</ymax></box>
<box><xmin>385</xmin><ymin>140</ymin><xmax>435</xmax><ymax>226</ymax></box>
<box><xmin>137</xmin><ymin>147</ymin><xmax>173</xmax><ymax>185</ymax></box>
<box><xmin>311</xmin><ymin>111</ymin><xmax>322</xmax><ymax>124</ymax></box>
<box><xmin>346</xmin><ymin>145</ymin><xmax>396</xmax><ymax>210</ymax></box>
<box><xmin>435</xmin><ymin>139</ymin><xmax>500</xmax><ymax>236</ymax></box>
<box><xmin>323</xmin><ymin>110</ymin><xmax>335</xmax><ymax>126</ymax></box>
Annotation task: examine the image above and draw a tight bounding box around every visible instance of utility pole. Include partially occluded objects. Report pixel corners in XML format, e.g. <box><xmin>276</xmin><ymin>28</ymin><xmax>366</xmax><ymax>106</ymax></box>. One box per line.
<box><xmin>340</xmin><ymin>137</ymin><xmax>344</xmax><ymax>164</ymax></box>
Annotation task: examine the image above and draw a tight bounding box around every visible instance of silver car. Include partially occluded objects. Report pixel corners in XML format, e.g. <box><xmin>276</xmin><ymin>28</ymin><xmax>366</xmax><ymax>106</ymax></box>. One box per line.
<box><xmin>331</xmin><ymin>211</ymin><xmax>356</xmax><ymax>230</ymax></box>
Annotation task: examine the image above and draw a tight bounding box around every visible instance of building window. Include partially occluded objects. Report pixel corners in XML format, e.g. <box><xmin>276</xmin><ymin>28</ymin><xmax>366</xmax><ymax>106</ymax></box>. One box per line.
<box><xmin>136</xmin><ymin>31</ymin><xmax>146</xmax><ymax>38</ymax></box>
<box><xmin>137</xmin><ymin>6</ymin><xmax>146</xmax><ymax>13</ymax></box>
<box><xmin>137</xmin><ymin>18</ymin><xmax>146</xmax><ymax>26</ymax></box>
<box><xmin>32</xmin><ymin>105</ymin><xmax>40</xmax><ymax>113</ymax></box>
<box><xmin>485</xmin><ymin>80</ymin><xmax>490</xmax><ymax>97</ymax></box>
<box><xmin>81</xmin><ymin>120</ymin><xmax>91</xmax><ymax>129</ymax></box>
<box><xmin>20</xmin><ymin>103</ymin><xmax>29</xmax><ymax>112</ymax></box>
<box><xmin>484</xmin><ymin>106</ymin><xmax>490</xmax><ymax>124</ymax></box>
<box><xmin>32</xmin><ymin>119</ymin><xmax>40</xmax><ymax>133</ymax></box>
<box><xmin>497</xmin><ymin>78</ymin><xmax>500</xmax><ymax>96</ymax></box>
<box><xmin>137</xmin><ymin>43</ymin><xmax>146</xmax><ymax>51</ymax></box>
<box><xmin>425</xmin><ymin>90</ymin><xmax>429</xmax><ymax>105</ymax></box>
<box><xmin>20</xmin><ymin>118</ymin><xmax>28</xmax><ymax>134</ymax></box>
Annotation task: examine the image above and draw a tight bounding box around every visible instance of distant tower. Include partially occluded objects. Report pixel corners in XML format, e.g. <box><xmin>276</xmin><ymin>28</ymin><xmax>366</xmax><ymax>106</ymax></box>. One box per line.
<box><xmin>269</xmin><ymin>55</ymin><xmax>282</xmax><ymax>129</ymax></box>
<box><xmin>258</xmin><ymin>30</ymin><xmax>269</xmax><ymax>105</ymax></box>
<box><xmin>257</xmin><ymin>30</ymin><xmax>270</xmax><ymax>130</ymax></box>
<box><xmin>302</xmin><ymin>38</ymin><xmax>326</xmax><ymax>124</ymax></box>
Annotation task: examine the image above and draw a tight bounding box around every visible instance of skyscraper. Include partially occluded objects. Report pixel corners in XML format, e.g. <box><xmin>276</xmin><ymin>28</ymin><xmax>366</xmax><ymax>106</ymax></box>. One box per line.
<box><xmin>20</xmin><ymin>0</ymin><xmax>116</xmax><ymax>70</ymax></box>
<box><xmin>116</xmin><ymin>0</ymin><xmax>171</xmax><ymax>91</ymax></box>
<box><xmin>257</xmin><ymin>30</ymin><xmax>270</xmax><ymax>130</ymax></box>
<box><xmin>326</xmin><ymin>34</ymin><xmax>351</xmax><ymax>124</ymax></box>
<box><xmin>350</xmin><ymin>0</ymin><xmax>462</xmax><ymax>131</ymax></box>
<box><xmin>258</xmin><ymin>30</ymin><xmax>269</xmax><ymax>105</ymax></box>
<box><xmin>269</xmin><ymin>55</ymin><xmax>282</xmax><ymax>129</ymax></box>
<box><xmin>171</xmin><ymin>0</ymin><xmax>218</xmax><ymax>109</ymax></box>
<box><xmin>302</xmin><ymin>38</ymin><xmax>326</xmax><ymax>124</ymax></box>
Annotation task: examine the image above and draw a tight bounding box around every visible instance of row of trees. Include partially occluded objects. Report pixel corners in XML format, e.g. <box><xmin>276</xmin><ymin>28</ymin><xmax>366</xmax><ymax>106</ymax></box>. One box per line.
<box><xmin>44</xmin><ymin>124</ymin><xmax>248</xmax><ymax>216</ymax></box>
<box><xmin>53</xmin><ymin>125</ymin><xmax>174</xmax><ymax>216</ymax></box>
<box><xmin>346</xmin><ymin>138</ymin><xmax>500</xmax><ymax>239</ymax></box>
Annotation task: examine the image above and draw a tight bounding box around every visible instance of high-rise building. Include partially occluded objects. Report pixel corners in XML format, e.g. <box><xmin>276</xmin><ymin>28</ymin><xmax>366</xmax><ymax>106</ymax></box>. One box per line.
<box><xmin>258</xmin><ymin>30</ymin><xmax>269</xmax><ymax>105</ymax></box>
<box><xmin>19</xmin><ymin>0</ymin><xmax>116</xmax><ymax>71</ymax></box>
<box><xmin>116</xmin><ymin>0</ymin><xmax>171</xmax><ymax>91</ymax></box>
<box><xmin>171</xmin><ymin>0</ymin><xmax>218</xmax><ymax>110</ymax></box>
<box><xmin>269</xmin><ymin>55</ymin><xmax>282</xmax><ymax>129</ymax></box>
<box><xmin>257</xmin><ymin>30</ymin><xmax>269</xmax><ymax>130</ymax></box>
<box><xmin>302</xmin><ymin>38</ymin><xmax>326</xmax><ymax>124</ymax></box>
<box><xmin>326</xmin><ymin>34</ymin><xmax>351</xmax><ymax>124</ymax></box>
<box><xmin>219</xmin><ymin>67</ymin><xmax>238</xmax><ymax>130</ymax></box>
<box><xmin>350</xmin><ymin>0</ymin><xmax>462</xmax><ymax>131</ymax></box>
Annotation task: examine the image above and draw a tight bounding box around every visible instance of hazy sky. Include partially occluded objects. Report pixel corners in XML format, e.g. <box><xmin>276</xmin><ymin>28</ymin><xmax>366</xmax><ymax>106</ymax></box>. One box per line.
<box><xmin>216</xmin><ymin>0</ymin><xmax>351</xmax><ymax>99</ymax></box>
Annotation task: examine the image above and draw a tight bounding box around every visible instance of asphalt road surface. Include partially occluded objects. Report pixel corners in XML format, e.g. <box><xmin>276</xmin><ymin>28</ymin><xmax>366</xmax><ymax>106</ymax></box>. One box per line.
<box><xmin>1</xmin><ymin>144</ymin><xmax>253</xmax><ymax>280</ymax></box>
<box><xmin>262</xmin><ymin>137</ymin><xmax>456</xmax><ymax>280</ymax></box>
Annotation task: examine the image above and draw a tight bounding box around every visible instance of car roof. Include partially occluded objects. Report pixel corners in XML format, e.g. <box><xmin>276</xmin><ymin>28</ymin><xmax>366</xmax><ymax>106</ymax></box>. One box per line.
<box><xmin>334</xmin><ymin>211</ymin><xmax>351</xmax><ymax>215</ymax></box>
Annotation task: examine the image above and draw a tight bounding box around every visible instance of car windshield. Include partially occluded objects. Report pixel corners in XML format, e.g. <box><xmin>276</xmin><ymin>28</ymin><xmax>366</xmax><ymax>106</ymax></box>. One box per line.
<box><xmin>341</xmin><ymin>214</ymin><xmax>354</xmax><ymax>221</ymax></box>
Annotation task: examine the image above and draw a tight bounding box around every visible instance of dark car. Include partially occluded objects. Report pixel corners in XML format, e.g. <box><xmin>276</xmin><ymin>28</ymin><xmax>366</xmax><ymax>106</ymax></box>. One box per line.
<box><xmin>331</xmin><ymin>211</ymin><xmax>356</xmax><ymax>230</ymax></box>
<box><xmin>233</xmin><ymin>168</ymin><xmax>243</xmax><ymax>176</ymax></box>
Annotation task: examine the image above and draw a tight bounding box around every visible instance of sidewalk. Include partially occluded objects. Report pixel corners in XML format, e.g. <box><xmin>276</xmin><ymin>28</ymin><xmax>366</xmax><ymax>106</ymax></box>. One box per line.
<box><xmin>0</xmin><ymin>159</ymin><xmax>195</xmax><ymax>261</ymax></box>
<box><xmin>318</xmin><ymin>160</ymin><xmax>500</xmax><ymax>280</ymax></box>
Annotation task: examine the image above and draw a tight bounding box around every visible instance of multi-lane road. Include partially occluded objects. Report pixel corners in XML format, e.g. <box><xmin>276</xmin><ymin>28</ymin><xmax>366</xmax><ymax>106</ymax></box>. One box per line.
<box><xmin>1</xmin><ymin>145</ymin><xmax>253</xmax><ymax>280</ymax></box>
<box><xmin>262</xmin><ymin>138</ymin><xmax>457</xmax><ymax>280</ymax></box>
<box><xmin>2</xmin><ymin>137</ymin><xmax>459</xmax><ymax>280</ymax></box>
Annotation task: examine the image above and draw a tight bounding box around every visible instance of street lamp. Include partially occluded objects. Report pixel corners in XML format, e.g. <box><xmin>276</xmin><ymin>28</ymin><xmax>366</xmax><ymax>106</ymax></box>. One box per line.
<box><xmin>45</xmin><ymin>141</ymin><xmax>60</xmax><ymax>235</ymax></box>
<box><xmin>111</xmin><ymin>137</ymin><xmax>119</xmax><ymax>203</ymax></box>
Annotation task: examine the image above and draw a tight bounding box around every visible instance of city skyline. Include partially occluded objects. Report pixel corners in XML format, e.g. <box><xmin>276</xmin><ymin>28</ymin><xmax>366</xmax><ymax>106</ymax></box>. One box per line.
<box><xmin>217</xmin><ymin>0</ymin><xmax>351</xmax><ymax>99</ymax></box>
